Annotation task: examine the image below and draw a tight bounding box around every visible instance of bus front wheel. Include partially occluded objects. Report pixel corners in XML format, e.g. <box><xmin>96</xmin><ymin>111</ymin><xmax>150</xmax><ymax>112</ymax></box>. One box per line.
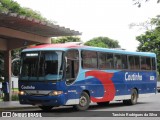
<box><xmin>123</xmin><ymin>89</ymin><xmax>138</xmax><ymax>105</ymax></box>
<box><xmin>74</xmin><ymin>92</ymin><xmax>90</xmax><ymax>111</ymax></box>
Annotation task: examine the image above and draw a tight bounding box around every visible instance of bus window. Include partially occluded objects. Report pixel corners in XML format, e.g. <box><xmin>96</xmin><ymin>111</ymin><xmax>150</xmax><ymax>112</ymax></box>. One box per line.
<box><xmin>135</xmin><ymin>56</ymin><xmax>140</xmax><ymax>70</ymax></box>
<box><xmin>66</xmin><ymin>50</ymin><xmax>79</xmax><ymax>85</ymax></box>
<box><xmin>128</xmin><ymin>56</ymin><xmax>135</xmax><ymax>70</ymax></box>
<box><xmin>82</xmin><ymin>51</ymin><xmax>98</xmax><ymax>69</ymax></box>
<box><xmin>44</xmin><ymin>52</ymin><xmax>58</xmax><ymax>75</ymax></box>
<box><xmin>106</xmin><ymin>53</ymin><xmax>114</xmax><ymax>69</ymax></box>
<box><xmin>121</xmin><ymin>55</ymin><xmax>128</xmax><ymax>69</ymax></box>
<box><xmin>114</xmin><ymin>54</ymin><xmax>122</xmax><ymax>69</ymax></box>
<box><xmin>141</xmin><ymin>57</ymin><xmax>147</xmax><ymax>70</ymax></box>
<box><xmin>146</xmin><ymin>57</ymin><xmax>151</xmax><ymax>70</ymax></box>
<box><xmin>152</xmin><ymin>58</ymin><xmax>156</xmax><ymax>70</ymax></box>
<box><xmin>98</xmin><ymin>52</ymin><xmax>107</xmax><ymax>69</ymax></box>
<box><xmin>43</xmin><ymin>51</ymin><xmax>63</xmax><ymax>80</ymax></box>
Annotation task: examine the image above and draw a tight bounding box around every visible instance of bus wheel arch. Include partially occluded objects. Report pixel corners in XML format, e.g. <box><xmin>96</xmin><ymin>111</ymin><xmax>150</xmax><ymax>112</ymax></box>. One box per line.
<box><xmin>133</xmin><ymin>87</ymin><xmax>139</xmax><ymax>98</ymax></box>
<box><xmin>83</xmin><ymin>90</ymin><xmax>90</xmax><ymax>97</ymax></box>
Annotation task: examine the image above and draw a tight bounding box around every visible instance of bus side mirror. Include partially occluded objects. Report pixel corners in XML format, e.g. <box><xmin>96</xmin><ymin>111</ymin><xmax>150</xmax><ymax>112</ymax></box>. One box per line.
<box><xmin>12</xmin><ymin>58</ymin><xmax>20</xmax><ymax>77</ymax></box>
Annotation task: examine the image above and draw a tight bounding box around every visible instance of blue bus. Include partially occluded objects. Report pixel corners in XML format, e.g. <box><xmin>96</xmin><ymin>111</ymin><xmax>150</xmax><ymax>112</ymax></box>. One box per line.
<box><xmin>18</xmin><ymin>43</ymin><xmax>157</xmax><ymax>111</ymax></box>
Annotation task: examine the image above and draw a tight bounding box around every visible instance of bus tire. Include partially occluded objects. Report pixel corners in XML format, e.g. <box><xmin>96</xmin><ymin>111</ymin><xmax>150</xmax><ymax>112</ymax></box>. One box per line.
<box><xmin>123</xmin><ymin>89</ymin><xmax>138</xmax><ymax>105</ymax></box>
<box><xmin>74</xmin><ymin>92</ymin><xmax>90</xmax><ymax>111</ymax></box>
<box><xmin>97</xmin><ymin>101</ymin><xmax>110</xmax><ymax>106</ymax></box>
<box><xmin>39</xmin><ymin>106</ymin><xmax>53</xmax><ymax>111</ymax></box>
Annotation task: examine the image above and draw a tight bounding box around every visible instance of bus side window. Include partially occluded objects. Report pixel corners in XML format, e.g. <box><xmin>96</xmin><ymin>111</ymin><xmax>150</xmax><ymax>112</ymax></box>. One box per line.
<box><xmin>66</xmin><ymin>50</ymin><xmax>79</xmax><ymax>85</ymax></box>
<box><xmin>99</xmin><ymin>52</ymin><xmax>107</xmax><ymax>69</ymax></box>
<box><xmin>114</xmin><ymin>55</ymin><xmax>122</xmax><ymax>69</ymax></box>
<box><xmin>106</xmin><ymin>53</ymin><xmax>114</xmax><ymax>69</ymax></box>
<box><xmin>146</xmin><ymin>57</ymin><xmax>151</xmax><ymax>70</ymax></box>
<box><xmin>152</xmin><ymin>58</ymin><xmax>156</xmax><ymax>70</ymax></box>
<box><xmin>128</xmin><ymin>56</ymin><xmax>135</xmax><ymax>70</ymax></box>
<box><xmin>122</xmin><ymin>55</ymin><xmax>128</xmax><ymax>69</ymax></box>
<box><xmin>82</xmin><ymin>51</ymin><xmax>98</xmax><ymax>69</ymax></box>
<box><xmin>135</xmin><ymin>56</ymin><xmax>140</xmax><ymax>70</ymax></box>
<box><xmin>141</xmin><ymin>57</ymin><xmax>147</xmax><ymax>70</ymax></box>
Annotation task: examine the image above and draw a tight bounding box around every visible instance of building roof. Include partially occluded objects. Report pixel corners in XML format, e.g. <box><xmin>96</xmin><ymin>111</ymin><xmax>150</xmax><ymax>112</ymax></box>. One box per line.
<box><xmin>0</xmin><ymin>11</ymin><xmax>81</xmax><ymax>37</ymax></box>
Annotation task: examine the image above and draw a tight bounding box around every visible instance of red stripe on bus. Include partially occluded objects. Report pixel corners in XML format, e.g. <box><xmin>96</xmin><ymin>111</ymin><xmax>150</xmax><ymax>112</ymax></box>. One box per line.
<box><xmin>85</xmin><ymin>70</ymin><xmax>116</xmax><ymax>102</ymax></box>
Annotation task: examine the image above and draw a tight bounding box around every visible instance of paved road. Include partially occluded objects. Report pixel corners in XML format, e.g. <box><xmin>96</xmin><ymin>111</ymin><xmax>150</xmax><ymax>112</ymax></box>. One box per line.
<box><xmin>7</xmin><ymin>93</ymin><xmax>160</xmax><ymax>111</ymax></box>
<box><xmin>1</xmin><ymin>93</ymin><xmax>160</xmax><ymax>119</ymax></box>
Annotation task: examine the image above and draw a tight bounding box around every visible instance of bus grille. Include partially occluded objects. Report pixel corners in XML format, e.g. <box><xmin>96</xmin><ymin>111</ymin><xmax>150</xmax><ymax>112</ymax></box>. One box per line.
<box><xmin>25</xmin><ymin>90</ymin><xmax>51</xmax><ymax>96</ymax></box>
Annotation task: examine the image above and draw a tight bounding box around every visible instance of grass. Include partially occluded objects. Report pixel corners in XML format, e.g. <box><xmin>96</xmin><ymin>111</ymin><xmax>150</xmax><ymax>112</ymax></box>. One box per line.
<box><xmin>12</xmin><ymin>94</ymin><xmax>19</xmax><ymax>101</ymax></box>
<box><xmin>12</xmin><ymin>88</ymin><xmax>18</xmax><ymax>91</ymax></box>
<box><xmin>0</xmin><ymin>88</ymin><xmax>19</xmax><ymax>101</ymax></box>
<box><xmin>0</xmin><ymin>94</ymin><xmax>19</xmax><ymax>101</ymax></box>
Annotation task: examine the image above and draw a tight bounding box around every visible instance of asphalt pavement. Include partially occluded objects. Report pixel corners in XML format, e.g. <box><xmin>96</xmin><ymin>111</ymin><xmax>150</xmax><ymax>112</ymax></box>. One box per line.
<box><xmin>0</xmin><ymin>93</ymin><xmax>160</xmax><ymax>111</ymax></box>
<box><xmin>0</xmin><ymin>92</ymin><xmax>160</xmax><ymax>120</ymax></box>
<box><xmin>0</xmin><ymin>101</ymin><xmax>37</xmax><ymax>111</ymax></box>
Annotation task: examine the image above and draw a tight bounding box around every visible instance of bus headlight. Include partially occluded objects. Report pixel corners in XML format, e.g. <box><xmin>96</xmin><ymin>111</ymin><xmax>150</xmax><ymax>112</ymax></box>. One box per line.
<box><xmin>19</xmin><ymin>91</ymin><xmax>27</xmax><ymax>95</ymax></box>
<box><xmin>49</xmin><ymin>91</ymin><xmax>63</xmax><ymax>96</ymax></box>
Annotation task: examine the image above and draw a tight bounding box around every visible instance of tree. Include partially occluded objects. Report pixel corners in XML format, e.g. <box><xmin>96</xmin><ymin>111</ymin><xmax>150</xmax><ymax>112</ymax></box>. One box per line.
<box><xmin>136</xmin><ymin>16</ymin><xmax>160</xmax><ymax>73</ymax></box>
<box><xmin>84</xmin><ymin>37</ymin><xmax>121</xmax><ymax>48</ymax></box>
<box><xmin>0</xmin><ymin>0</ymin><xmax>47</xmax><ymax>21</ymax></box>
<box><xmin>51</xmin><ymin>36</ymin><xmax>81</xmax><ymax>43</ymax></box>
<box><xmin>133</xmin><ymin>0</ymin><xmax>160</xmax><ymax>7</ymax></box>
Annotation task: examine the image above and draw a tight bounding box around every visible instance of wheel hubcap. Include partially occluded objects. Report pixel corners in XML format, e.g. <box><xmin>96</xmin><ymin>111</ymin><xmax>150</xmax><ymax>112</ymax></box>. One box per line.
<box><xmin>79</xmin><ymin>96</ymin><xmax>87</xmax><ymax>107</ymax></box>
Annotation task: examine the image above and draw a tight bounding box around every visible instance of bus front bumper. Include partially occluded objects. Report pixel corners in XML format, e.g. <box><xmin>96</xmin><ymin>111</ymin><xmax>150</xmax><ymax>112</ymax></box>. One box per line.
<box><xmin>19</xmin><ymin>94</ymin><xmax>66</xmax><ymax>106</ymax></box>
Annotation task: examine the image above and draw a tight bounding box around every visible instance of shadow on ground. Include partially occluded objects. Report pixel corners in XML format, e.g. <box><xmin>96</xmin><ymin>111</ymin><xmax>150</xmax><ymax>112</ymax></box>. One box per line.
<box><xmin>23</xmin><ymin>101</ymin><xmax>150</xmax><ymax>117</ymax></box>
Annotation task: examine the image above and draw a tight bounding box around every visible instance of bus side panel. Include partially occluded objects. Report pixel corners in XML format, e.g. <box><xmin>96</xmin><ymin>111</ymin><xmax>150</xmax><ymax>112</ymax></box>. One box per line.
<box><xmin>112</xmin><ymin>71</ymin><xmax>157</xmax><ymax>97</ymax></box>
<box><xmin>65</xmin><ymin>70</ymin><xmax>157</xmax><ymax>104</ymax></box>
<box><xmin>65</xmin><ymin>70</ymin><xmax>117</xmax><ymax>104</ymax></box>
<box><xmin>67</xmin><ymin>70</ymin><xmax>156</xmax><ymax>104</ymax></box>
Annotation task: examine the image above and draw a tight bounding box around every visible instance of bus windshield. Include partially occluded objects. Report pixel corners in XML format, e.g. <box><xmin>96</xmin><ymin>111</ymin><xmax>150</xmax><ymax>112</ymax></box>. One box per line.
<box><xmin>20</xmin><ymin>51</ymin><xmax>63</xmax><ymax>81</ymax></box>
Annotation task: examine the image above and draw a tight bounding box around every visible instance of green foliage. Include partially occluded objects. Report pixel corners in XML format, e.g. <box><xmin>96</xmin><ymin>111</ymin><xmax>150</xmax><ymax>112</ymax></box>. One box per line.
<box><xmin>11</xmin><ymin>48</ymin><xmax>21</xmax><ymax>59</ymax></box>
<box><xmin>51</xmin><ymin>36</ymin><xmax>120</xmax><ymax>49</ymax></box>
<box><xmin>84</xmin><ymin>37</ymin><xmax>120</xmax><ymax>48</ymax></box>
<box><xmin>11</xmin><ymin>49</ymin><xmax>21</xmax><ymax>77</ymax></box>
<box><xmin>133</xmin><ymin>0</ymin><xmax>160</xmax><ymax>7</ymax></box>
<box><xmin>0</xmin><ymin>49</ymin><xmax>21</xmax><ymax>78</ymax></box>
<box><xmin>12</xmin><ymin>58</ymin><xmax>20</xmax><ymax>76</ymax></box>
<box><xmin>0</xmin><ymin>0</ymin><xmax>47</xmax><ymax>21</ymax></box>
<box><xmin>51</xmin><ymin>36</ymin><xmax>81</xmax><ymax>43</ymax></box>
<box><xmin>136</xmin><ymin>16</ymin><xmax>160</xmax><ymax>73</ymax></box>
<box><xmin>0</xmin><ymin>0</ymin><xmax>20</xmax><ymax>12</ymax></box>
<box><xmin>11</xmin><ymin>94</ymin><xmax>19</xmax><ymax>101</ymax></box>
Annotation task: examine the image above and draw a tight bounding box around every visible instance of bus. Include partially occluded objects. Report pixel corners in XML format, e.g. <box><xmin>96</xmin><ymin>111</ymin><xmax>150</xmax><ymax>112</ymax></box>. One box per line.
<box><xmin>18</xmin><ymin>43</ymin><xmax>157</xmax><ymax>111</ymax></box>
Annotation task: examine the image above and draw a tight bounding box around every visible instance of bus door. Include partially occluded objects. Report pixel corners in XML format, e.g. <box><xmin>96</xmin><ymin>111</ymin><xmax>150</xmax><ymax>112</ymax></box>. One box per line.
<box><xmin>65</xmin><ymin>49</ymin><xmax>79</xmax><ymax>103</ymax></box>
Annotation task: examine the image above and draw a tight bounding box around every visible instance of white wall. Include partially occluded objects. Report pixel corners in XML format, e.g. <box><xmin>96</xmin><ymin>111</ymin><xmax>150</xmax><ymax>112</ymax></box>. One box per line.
<box><xmin>11</xmin><ymin>77</ymin><xmax>18</xmax><ymax>88</ymax></box>
<box><xmin>0</xmin><ymin>77</ymin><xmax>18</xmax><ymax>89</ymax></box>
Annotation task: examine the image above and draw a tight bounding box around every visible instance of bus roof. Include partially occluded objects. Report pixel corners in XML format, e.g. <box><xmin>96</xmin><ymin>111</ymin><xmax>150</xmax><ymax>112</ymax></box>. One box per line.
<box><xmin>23</xmin><ymin>43</ymin><xmax>156</xmax><ymax>57</ymax></box>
